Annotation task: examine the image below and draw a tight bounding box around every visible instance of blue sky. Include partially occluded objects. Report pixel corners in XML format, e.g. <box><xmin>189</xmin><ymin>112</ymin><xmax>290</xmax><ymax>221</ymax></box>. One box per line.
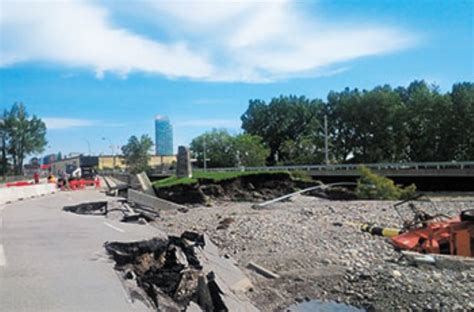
<box><xmin>0</xmin><ymin>0</ymin><xmax>472</xmax><ymax>157</ymax></box>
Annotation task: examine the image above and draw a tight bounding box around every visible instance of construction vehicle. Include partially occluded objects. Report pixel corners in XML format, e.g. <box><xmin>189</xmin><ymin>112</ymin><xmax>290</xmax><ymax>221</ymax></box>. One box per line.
<box><xmin>390</xmin><ymin>194</ymin><xmax>473</xmax><ymax>257</ymax></box>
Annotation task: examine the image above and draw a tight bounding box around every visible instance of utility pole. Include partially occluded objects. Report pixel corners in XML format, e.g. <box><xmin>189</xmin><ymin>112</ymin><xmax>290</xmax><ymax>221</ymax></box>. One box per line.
<box><xmin>203</xmin><ymin>139</ymin><xmax>207</xmax><ymax>171</ymax></box>
<box><xmin>324</xmin><ymin>115</ymin><xmax>329</xmax><ymax>165</ymax></box>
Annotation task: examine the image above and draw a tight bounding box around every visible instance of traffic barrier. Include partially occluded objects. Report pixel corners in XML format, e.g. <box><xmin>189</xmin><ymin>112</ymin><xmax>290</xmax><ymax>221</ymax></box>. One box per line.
<box><xmin>0</xmin><ymin>183</ymin><xmax>57</xmax><ymax>204</ymax></box>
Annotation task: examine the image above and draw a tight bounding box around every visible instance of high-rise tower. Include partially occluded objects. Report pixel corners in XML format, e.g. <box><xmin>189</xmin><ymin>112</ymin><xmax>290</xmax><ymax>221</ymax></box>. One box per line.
<box><xmin>154</xmin><ymin>115</ymin><xmax>173</xmax><ymax>156</ymax></box>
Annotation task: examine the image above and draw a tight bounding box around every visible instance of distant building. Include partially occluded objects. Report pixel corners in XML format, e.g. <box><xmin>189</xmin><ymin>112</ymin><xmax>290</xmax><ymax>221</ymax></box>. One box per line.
<box><xmin>42</xmin><ymin>154</ymin><xmax>57</xmax><ymax>165</ymax></box>
<box><xmin>154</xmin><ymin>115</ymin><xmax>173</xmax><ymax>156</ymax></box>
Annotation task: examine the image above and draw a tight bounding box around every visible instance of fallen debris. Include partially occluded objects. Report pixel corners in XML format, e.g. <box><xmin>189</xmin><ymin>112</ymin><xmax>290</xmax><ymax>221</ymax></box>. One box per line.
<box><xmin>401</xmin><ymin>250</ymin><xmax>474</xmax><ymax>269</ymax></box>
<box><xmin>63</xmin><ymin>201</ymin><xmax>108</xmax><ymax>215</ymax></box>
<box><xmin>104</xmin><ymin>232</ymin><xmax>257</xmax><ymax>311</ymax></box>
<box><xmin>102</xmin><ymin>176</ymin><xmax>129</xmax><ymax>197</ymax></box>
<box><xmin>128</xmin><ymin>189</ymin><xmax>187</xmax><ymax>212</ymax></box>
<box><xmin>247</xmin><ymin>261</ymin><xmax>280</xmax><ymax>279</ymax></box>
<box><xmin>216</xmin><ymin>217</ymin><xmax>235</xmax><ymax>230</ymax></box>
<box><xmin>252</xmin><ymin>182</ymin><xmax>357</xmax><ymax>209</ymax></box>
<box><xmin>63</xmin><ymin>200</ymin><xmax>158</xmax><ymax>224</ymax></box>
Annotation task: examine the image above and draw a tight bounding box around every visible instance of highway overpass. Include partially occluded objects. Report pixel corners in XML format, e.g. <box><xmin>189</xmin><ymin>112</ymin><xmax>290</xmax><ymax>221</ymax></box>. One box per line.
<box><xmin>201</xmin><ymin>161</ymin><xmax>474</xmax><ymax>191</ymax></box>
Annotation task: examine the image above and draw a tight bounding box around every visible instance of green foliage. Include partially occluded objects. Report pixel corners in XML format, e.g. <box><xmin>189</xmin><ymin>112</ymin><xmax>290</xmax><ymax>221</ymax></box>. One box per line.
<box><xmin>242</xmin><ymin>80</ymin><xmax>474</xmax><ymax>164</ymax></box>
<box><xmin>241</xmin><ymin>95</ymin><xmax>323</xmax><ymax>164</ymax></box>
<box><xmin>288</xmin><ymin>170</ymin><xmax>313</xmax><ymax>181</ymax></box>
<box><xmin>190</xmin><ymin>129</ymin><xmax>269</xmax><ymax>168</ymax></box>
<box><xmin>153</xmin><ymin>170</ymin><xmax>290</xmax><ymax>188</ymax></box>
<box><xmin>233</xmin><ymin>134</ymin><xmax>270</xmax><ymax>166</ymax></box>
<box><xmin>280</xmin><ymin>135</ymin><xmax>324</xmax><ymax>165</ymax></box>
<box><xmin>1</xmin><ymin>103</ymin><xmax>47</xmax><ymax>174</ymax></box>
<box><xmin>121</xmin><ymin>134</ymin><xmax>153</xmax><ymax>174</ymax></box>
<box><xmin>355</xmin><ymin>166</ymin><xmax>416</xmax><ymax>200</ymax></box>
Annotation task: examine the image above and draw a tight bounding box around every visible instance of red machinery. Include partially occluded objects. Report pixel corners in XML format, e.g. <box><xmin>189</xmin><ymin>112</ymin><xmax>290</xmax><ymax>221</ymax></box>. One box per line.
<box><xmin>390</xmin><ymin>195</ymin><xmax>474</xmax><ymax>257</ymax></box>
<box><xmin>68</xmin><ymin>178</ymin><xmax>100</xmax><ymax>190</ymax></box>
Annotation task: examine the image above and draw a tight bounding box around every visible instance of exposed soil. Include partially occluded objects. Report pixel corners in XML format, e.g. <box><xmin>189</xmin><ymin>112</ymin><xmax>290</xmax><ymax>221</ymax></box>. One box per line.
<box><xmin>152</xmin><ymin>196</ymin><xmax>474</xmax><ymax>311</ymax></box>
<box><xmin>153</xmin><ymin>172</ymin><xmax>351</xmax><ymax>205</ymax></box>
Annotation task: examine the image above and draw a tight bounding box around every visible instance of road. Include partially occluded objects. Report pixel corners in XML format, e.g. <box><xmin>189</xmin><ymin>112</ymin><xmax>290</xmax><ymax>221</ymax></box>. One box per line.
<box><xmin>0</xmin><ymin>189</ymin><xmax>161</xmax><ymax>311</ymax></box>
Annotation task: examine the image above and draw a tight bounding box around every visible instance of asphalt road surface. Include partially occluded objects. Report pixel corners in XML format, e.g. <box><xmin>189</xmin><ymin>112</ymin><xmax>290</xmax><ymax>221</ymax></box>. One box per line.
<box><xmin>0</xmin><ymin>189</ymin><xmax>161</xmax><ymax>311</ymax></box>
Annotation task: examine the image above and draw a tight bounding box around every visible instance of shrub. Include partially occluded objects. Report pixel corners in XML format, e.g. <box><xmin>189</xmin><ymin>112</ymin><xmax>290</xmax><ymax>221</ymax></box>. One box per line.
<box><xmin>355</xmin><ymin>166</ymin><xmax>416</xmax><ymax>200</ymax></box>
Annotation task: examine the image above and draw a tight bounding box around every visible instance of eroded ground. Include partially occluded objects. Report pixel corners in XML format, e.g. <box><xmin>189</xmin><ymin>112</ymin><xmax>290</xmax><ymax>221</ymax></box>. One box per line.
<box><xmin>153</xmin><ymin>196</ymin><xmax>474</xmax><ymax>311</ymax></box>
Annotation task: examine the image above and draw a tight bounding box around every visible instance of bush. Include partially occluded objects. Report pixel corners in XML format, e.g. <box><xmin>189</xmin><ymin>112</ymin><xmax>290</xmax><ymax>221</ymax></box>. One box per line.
<box><xmin>355</xmin><ymin>166</ymin><xmax>416</xmax><ymax>200</ymax></box>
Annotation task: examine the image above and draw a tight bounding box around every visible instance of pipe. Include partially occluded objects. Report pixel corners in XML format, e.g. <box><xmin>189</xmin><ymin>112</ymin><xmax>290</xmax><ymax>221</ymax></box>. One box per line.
<box><xmin>359</xmin><ymin>223</ymin><xmax>403</xmax><ymax>238</ymax></box>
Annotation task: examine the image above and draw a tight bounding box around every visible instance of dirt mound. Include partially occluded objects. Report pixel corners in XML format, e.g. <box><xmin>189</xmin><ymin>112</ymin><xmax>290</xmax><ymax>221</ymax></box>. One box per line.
<box><xmin>154</xmin><ymin>172</ymin><xmax>319</xmax><ymax>205</ymax></box>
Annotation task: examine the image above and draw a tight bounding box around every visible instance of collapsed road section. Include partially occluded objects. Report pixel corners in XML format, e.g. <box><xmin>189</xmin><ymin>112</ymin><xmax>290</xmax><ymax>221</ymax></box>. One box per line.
<box><xmin>104</xmin><ymin>231</ymin><xmax>258</xmax><ymax>311</ymax></box>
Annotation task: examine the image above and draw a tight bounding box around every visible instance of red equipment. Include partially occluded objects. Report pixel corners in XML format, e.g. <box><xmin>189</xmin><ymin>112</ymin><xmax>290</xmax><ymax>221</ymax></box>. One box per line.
<box><xmin>68</xmin><ymin>178</ymin><xmax>101</xmax><ymax>190</ymax></box>
<box><xmin>6</xmin><ymin>181</ymin><xmax>33</xmax><ymax>187</ymax></box>
<box><xmin>390</xmin><ymin>195</ymin><xmax>474</xmax><ymax>257</ymax></box>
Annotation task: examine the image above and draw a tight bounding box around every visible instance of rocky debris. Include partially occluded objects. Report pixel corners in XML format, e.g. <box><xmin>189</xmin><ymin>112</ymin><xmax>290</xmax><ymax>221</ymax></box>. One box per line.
<box><xmin>153</xmin><ymin>196</ymin><xmax>474</xmax><ymax>311</ymax></box>
<box><xmin>216</xmin><ymin>217</ymin><xmax>235</xmax><ymax>230</ymax></box>
<box><xmin>104</xmin><ymin>231</ymin><xmax>257</xmax><ymax>311</ymax></box>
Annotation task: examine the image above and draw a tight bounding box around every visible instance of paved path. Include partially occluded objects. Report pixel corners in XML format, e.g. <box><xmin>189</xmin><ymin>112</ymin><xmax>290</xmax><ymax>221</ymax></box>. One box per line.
<box><xmin>0</xmin><ymin>190</ymin><xmax>162</xmax><ymax>311</ymax></box>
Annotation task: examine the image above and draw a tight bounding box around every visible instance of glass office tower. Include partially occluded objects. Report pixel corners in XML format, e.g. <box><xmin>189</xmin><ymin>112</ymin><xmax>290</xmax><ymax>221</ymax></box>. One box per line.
<box><xmin>154</xmin><ymin>115</ymin><xmax>173</xmax><ymax>156</ymax></box>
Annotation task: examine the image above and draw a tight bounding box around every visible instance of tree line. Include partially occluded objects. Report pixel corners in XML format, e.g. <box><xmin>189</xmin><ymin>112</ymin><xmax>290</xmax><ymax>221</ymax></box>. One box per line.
<box><xmin>192</xmin><ymin>80</ymin><xmax>473</xmax><ymax>167</ymax></box>
<box><xmin>1</xmin><ymin>103</ymin><xmax>47</xmax><ymax>176</ymax></box>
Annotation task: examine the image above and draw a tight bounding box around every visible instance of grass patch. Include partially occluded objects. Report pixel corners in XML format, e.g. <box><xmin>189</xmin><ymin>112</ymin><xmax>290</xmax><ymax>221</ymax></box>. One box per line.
<box><xmin>153</xmin><ymin>170</ymin><xmax>294</xmax><ymax>188</ymax></box>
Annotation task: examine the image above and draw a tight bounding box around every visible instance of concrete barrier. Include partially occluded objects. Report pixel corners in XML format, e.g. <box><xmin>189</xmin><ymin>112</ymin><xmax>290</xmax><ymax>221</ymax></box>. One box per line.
<box><xmin>0</xmin><ymin>184</ymin><xmax>57</xmax><ymax>204</ymax></box>
<box><xmin>127</xmin><ymin>189</ymin><xmax>186</xmax><ymax>212</ymax></box>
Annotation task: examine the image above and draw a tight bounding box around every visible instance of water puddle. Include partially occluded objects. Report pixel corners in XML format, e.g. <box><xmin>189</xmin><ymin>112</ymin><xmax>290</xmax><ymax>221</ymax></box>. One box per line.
<box><xmin>286</xmin><ymin>300</ymin><xmax>364</xmax><ymax>312</ymax></box>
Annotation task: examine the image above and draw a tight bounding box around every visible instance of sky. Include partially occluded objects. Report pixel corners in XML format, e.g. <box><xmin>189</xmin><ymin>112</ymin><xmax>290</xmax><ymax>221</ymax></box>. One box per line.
<box><xmin>0</xmin><ymin>0</ymin><xmax>473</xmax><ymax>157</ymax></box>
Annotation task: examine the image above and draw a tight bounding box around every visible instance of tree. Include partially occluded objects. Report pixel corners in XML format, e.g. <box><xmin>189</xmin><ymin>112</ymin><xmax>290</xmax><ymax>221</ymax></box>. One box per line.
<box><xmin>279</xmin><ymin>135</ymin><xmax>325</xmax><ymax>165</ymax></box>
<box><xmin>0</xmin><ymin>117</ymin><xmax>7</xmax><ymax>177</ymax></box>
<box><xmin>401</xmin><ymin>81</ymin><xmax>453</xmax><ymax>161</ymax></box>
<box><xmin>450</xmin><ymin>82</ymin><xmax>474</xmax><ymax>160</ymax></box>
<box><xmin>325</xmin><ymin>86</ymin><xmax>409</xmax><ymax>163</ymax></box>
<box><xmin>232</xmin><ymin>134</ymin><xmax>270</xmax><ymax>166</ymax></box>
<box><xmin>3</xmin><ymin>103</ymin><xmax>47</xmax><ymax>174</ymax></box>
<box><xmin>121</xmin><ymin>135</ymin><xmax>153</xmax><ymax>174</ymax></box>
<box><xmin>190</xmin><ymin>130</ymin><xmax>270</xmax><ymax>168</ymax></box>
<box><xmin>241</xmin><ymin>95</ymin><xmax>324</xmax><ymax>164</ymax></box>
<box><xmin>190</xmin><ymin>129</ymin><xmax>236</xmax><ymax>168</ymax></box>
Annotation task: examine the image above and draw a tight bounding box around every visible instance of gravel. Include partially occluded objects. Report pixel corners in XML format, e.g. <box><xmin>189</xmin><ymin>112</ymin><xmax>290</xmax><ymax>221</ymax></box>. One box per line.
<box><xmin>152</xmin><ymin>195</ymin><xmax>474</xmax><ymax>311</ymax></box>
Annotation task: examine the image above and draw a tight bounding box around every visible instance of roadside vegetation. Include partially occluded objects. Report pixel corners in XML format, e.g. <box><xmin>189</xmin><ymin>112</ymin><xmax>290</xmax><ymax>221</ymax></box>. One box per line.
<box><xmin>121</xmin><ymin>135</ymin><xmax>154</xmax><ymax>174</ymax></box>
<box><xmin>1</xmin><ymin>103</ymin><xmax>47</xmax><ymax>176</ymax></box>
<box><xmin>189</xmin><ymin>81</ymin><xmax>473</xmax><ymax>168</ymax></box>
<box><xmin>154</xmin><ymin>170</ymin><xmax>302</xmax><ymax>188</ymax></box>
<box><xmin>355</xmin><ymin>166</ymin><xmax>416</xmax><ymax>200</ymax></box>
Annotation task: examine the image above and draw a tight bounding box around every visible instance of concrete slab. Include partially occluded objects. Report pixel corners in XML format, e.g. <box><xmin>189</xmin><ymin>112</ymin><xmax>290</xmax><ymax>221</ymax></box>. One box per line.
<box><xmin>135</xmin><ymin>172</ymin><xmax>155</xmax><ymax>196</ymax></box>
<box><xmin>127</xmin><ymin>189</ymin><xmax>186</xmax><ymax>212</ymax></box>
<box><xmin>0</xmin><ymin>190</ymin><xmax>162</xmax><ymax>311</ymax></box>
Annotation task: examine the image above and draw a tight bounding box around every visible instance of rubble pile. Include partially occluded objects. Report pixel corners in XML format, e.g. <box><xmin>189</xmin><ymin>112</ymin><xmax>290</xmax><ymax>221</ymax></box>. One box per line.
<box><xmin>155</xmin><ymin>196</ymin><xmax>474</xmax><ymax>311</ymax></box>
<box><xmin>104</xmin><ymin>232</ymin><xmax>257</xmax><ymax>311</ymax></box>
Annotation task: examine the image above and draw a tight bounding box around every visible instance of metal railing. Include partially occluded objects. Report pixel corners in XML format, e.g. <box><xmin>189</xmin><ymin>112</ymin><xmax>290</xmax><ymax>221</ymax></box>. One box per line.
<box><xmin>194</xmin><ymin>161</ymin><xmax>474</xmax><ymax>173</ymax></box>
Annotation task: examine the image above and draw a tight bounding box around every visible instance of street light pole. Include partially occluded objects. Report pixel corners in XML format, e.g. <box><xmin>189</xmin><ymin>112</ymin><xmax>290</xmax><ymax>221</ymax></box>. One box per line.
<box><xmin>83</xmin><ymin>138</ymin><xmax>92</xmax><ymax>155</ymax></box>
<box><xmin>102</xmin><ymin>137</ymin><xmax>115</xmax><ymax>172</ymax></box>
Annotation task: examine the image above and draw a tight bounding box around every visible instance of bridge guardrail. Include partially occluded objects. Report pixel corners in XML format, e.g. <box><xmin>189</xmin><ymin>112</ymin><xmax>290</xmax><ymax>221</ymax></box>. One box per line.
<box><xmin>194</xmin><ymin>161</ymin><xmax>474</xmax><ymax>173</ymax></box>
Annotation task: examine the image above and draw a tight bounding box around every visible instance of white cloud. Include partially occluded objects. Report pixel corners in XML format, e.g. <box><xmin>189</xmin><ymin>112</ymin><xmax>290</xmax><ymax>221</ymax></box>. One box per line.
<box><xmin>0</xmin><ymin>0</ymin><xmax>417</xmax><ymax>82</ymax></box>
<box><xmin>0</xmin><ymin>0</ymin><xmax>214</xmax><ymax>79</ymax></box>
<box><xmin>176</xmin><ymin>119</ymin><xmax>241</xmax><ymax>128</ymax></box>
<box><xmin>43</xmin><ymin>118</ymin><xmax>97</xmax><ymax>129</ymax></box>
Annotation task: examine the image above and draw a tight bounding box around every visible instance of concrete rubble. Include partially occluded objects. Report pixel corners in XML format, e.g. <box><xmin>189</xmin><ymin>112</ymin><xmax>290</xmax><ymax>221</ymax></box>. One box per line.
<box><xmin>104</xmin><ymin>231</ymin><xmax>258</xmax><ymax>311</ymax></box>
